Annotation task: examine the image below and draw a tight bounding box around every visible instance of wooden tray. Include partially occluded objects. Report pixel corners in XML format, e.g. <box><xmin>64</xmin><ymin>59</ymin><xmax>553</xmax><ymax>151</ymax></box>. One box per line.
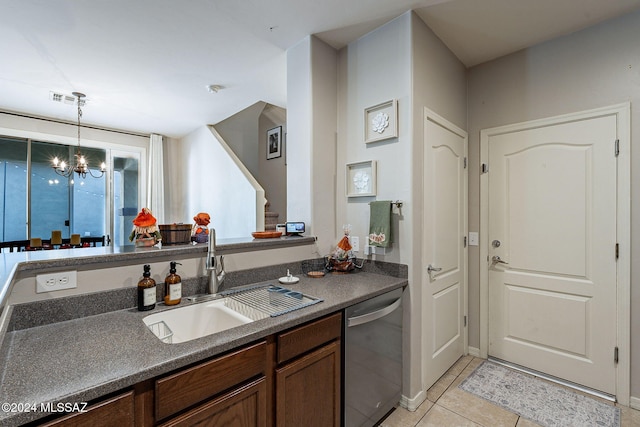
<box><xmin>251</xmin><ymin>231</ymin><xmax>282</xmax><ymax>239</ymax></box>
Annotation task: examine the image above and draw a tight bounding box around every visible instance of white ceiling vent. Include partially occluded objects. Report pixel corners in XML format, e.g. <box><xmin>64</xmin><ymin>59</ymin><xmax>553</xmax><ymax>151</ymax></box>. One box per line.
<box><xmin>49</xmin><ymin>91</ymin><xmax>86</xmax><ymax>106</ymax></box>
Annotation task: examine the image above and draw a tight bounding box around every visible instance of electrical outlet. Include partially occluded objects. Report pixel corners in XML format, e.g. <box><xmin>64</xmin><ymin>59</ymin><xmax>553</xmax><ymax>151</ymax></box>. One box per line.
<box><xmin>36</xmin><ymin>271</ymin><xmax>77</xmax><ymax>293</ymax></box>
<box><xmin>350</xmin><ymin>236</ymin><xmax>360</xmax><ymax>252</ymax></box>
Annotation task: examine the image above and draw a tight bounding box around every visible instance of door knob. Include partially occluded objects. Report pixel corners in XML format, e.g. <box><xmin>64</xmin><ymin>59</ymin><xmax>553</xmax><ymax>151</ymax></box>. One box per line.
<box><xmin>492</xmin><ymin>255</ymin><xmax>509</xmax><ymax>265</ymax></box>
<box><xmin>427</xmin><ymin>264</ymin><xmax>442</xmax><ymax>273</ymax></box>
<box><xmin>492</xmin><ymin>239</ymin><xmax>501</xmax><ymax>248</ymax></box>
<box><xmin>427</xmin><ymin>264</ymin><xmax>442</xmax><ymax>280</ymax></box>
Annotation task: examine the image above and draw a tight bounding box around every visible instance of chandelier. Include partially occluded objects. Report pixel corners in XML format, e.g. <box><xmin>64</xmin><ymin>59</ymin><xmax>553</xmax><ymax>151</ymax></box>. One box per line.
<box><xmin>52</xmin><ymin>92</ymin><xmax>106</xmax><ymax>179</ymax></box>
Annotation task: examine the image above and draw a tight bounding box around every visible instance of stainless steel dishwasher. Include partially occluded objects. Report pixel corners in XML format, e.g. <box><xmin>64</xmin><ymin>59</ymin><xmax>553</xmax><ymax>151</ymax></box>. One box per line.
<box><xmin>343</xmin><ymin>287</ymin><xmax>403</xmax><ymax>427</ymax></box>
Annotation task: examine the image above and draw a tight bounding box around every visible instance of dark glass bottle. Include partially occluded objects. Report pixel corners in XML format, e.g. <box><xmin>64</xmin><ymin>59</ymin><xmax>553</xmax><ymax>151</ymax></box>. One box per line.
<box><xmin>164</xmin><ymin>261</ymin><xmax>182</xmax><ymax>306</ymax></box>
<box><xmin>137</xmin><ymin>264</ymin><xmax>156</xmax><ymax>311</ymax></box>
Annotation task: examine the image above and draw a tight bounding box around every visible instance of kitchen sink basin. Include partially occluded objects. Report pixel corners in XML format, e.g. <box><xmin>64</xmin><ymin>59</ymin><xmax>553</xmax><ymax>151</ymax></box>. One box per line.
<box><xmin>143</xmin><ymin>298</ymin><xmax>253</xmax><ymax>344</ymax></box>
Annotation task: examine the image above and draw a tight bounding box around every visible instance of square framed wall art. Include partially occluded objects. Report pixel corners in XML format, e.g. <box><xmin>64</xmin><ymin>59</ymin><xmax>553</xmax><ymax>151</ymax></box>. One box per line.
<box><xmin>346</xmin><ymin>160</ymin><xmax>377</xmax><ymax>197</ymax></box>
<box><xmin>364</xmin><ymin>99</ymin><xmax>398</xmax><ymax>144</ymax></box>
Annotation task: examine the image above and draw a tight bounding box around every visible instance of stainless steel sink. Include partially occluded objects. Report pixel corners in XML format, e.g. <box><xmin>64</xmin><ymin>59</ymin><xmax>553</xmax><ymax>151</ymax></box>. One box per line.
<box><xmin>143</xmin><ymin>298</ymin><xmax>253</xmax><ymax>344</ymax></box>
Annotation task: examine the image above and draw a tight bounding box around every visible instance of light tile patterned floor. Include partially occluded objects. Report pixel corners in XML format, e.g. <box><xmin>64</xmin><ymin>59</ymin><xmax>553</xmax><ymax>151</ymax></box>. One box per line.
<box><xmin>379</xmin><ymin>356</ymin><xmax>640</xmax><ymax>427</ymax></box>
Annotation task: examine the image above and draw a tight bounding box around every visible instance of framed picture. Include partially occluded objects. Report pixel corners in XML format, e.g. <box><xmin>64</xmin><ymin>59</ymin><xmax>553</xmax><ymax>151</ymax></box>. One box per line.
<box><xmin>346</xmin><ymin>160</ymin><xmax>377</xmax><ymax>197</ymax></box>
<box><xmin>267</xmin><ymin>126</ymin><xmax>282</xmax><ymax>159</ymax></box>
<box><xmin>364</xmin><ymin>99</ymin><xmax>398</xmax><ymax>143</ymax></box>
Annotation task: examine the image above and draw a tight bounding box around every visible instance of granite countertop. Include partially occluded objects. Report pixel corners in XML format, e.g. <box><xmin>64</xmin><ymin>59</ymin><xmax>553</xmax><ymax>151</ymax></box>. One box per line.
<box><xmin>0</xmin><ymin>271</ymin><xmax>407</xmax><ymax>426</ymax></box>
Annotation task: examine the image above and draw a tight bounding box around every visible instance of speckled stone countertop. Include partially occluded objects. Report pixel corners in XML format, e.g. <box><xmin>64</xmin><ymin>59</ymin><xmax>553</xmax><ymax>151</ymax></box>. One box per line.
<box><xmin>0</xmin><ymin>270</ymin><xmax>406</xmax><ymax>426</ymax></box>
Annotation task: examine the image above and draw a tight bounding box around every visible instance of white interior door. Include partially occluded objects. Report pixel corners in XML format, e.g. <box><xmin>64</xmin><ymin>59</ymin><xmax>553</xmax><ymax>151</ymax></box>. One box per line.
<box><xmin>487</xmin><ymin>114</ymin><xmax>618</xmax><ymax>395</ymax></box>
<box><xmin>422</xmin><ymin>110</ymin><xmax>467</xmax><ymax>390</ymax></box>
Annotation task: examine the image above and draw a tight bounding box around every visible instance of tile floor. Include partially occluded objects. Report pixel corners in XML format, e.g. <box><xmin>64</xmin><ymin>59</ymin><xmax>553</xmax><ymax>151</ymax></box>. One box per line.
<box><xmin>380</xmin><ymin>356</ymin><xmax>640</xmax><ymax>427</ymax></box>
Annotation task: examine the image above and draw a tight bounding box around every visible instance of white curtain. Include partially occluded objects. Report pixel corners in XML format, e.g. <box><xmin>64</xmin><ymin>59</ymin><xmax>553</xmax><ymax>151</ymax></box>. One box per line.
<box><xmin>148</xmin><ymin>133</ymin><xmax>165</xmax><ymax>224</ymax></box>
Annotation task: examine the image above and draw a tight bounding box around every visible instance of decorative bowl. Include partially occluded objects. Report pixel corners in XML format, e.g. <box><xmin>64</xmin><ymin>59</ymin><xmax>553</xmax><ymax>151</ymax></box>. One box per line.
<box><xmin>251</xmin><ymin>231</ymin><xmax>282</xmax><ymax>239</ymax></box>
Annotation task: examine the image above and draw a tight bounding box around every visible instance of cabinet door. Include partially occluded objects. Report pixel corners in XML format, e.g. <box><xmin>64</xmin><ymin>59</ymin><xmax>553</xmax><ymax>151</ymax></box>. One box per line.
<box><xmin>39</xmin><ymin>391</ymin><xmax>134</xmax><ymax>427</ymax></box>
<box><xmin>275</xmin><ymin>341</ymin><xmax>340</xmax><ymax>427</ymax></box>
<box><xmin>159</xmin><ymin>378</ymin><xmax>267</xmax><ymax>427</ymax></box>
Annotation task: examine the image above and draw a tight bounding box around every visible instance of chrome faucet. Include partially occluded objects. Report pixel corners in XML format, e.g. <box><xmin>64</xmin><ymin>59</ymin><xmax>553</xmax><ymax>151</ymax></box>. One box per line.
<box><xmin>206</xmin><ymin>228</ymin><xmax>225</xmax><ymax>294</ymax></box>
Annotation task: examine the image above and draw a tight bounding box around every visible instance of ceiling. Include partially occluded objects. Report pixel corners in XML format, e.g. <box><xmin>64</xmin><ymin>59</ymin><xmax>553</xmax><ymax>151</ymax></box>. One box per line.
<box><xmin>1</xmin><ymin>0</ymin><xmax>639</xmax><ymax>138</ymax></box>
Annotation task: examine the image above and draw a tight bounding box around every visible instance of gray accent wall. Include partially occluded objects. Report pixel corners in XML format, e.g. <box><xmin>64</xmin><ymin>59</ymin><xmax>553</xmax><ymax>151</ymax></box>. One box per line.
<box><xmin>467</xmin><ymin>9</ymin><xmax>640</xmax><ymax>399</ymax></box>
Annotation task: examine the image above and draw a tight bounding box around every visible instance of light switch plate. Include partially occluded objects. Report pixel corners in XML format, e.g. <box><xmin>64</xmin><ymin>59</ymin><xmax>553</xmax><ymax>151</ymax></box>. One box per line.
<box><xmin>468</xmin><ymin>232</ymin><xmax>479</xmax><ymax>246</ymax></box>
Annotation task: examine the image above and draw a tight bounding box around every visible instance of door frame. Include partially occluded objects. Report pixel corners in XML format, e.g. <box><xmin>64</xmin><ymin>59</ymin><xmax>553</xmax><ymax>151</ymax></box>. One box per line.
<box><xmin>421</xmin><ymin>107</ymin><xmax>469</xmax><ymax>383</ymax></box>
<box><xmin>478</xmin><ymin>103</ymin><xmax>631</xmax><ymax>405</ymax></box>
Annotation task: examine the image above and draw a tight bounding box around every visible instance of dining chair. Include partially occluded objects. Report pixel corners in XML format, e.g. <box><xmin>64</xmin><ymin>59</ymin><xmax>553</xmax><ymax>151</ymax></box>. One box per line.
<box><xmin>51</xmin><ymin>230</ymin><xmax>62</xmax><ymax>248</ymax></box>
<box><xmin>28</xmin><ymin>237</ymin><xmax>43</xmax><ymax>250</ymax></box>
<box><xmin>70</xmin><ymin>234</ymin><xmax>82</xmax><ymax>248</ymax></box>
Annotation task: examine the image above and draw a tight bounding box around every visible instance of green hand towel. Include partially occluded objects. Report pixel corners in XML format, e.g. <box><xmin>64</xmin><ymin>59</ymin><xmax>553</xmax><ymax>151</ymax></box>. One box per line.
<box><xmin>369</xmin><ymin>201</ymin><xmax>392</xmax><ymax>248</ymax></box>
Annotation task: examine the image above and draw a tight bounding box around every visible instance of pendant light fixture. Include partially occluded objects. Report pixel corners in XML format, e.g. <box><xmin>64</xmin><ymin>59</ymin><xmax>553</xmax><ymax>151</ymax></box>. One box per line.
<box><xmin>51</xmin><ymin>92</ymin><xmax>106</xmax><ymax>178</ymax></box>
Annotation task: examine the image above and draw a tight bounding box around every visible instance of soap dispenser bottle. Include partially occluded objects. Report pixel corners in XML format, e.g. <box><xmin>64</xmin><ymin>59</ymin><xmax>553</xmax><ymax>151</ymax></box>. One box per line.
<box><xmin>164</xmin><ymin>261</ymin><xmax>182</xmax><ymax>306</ymax></box>
<box><xmin>137</xmin><ymin>264</ymin><xmax>156</xmax><ymax>311</ymax></box>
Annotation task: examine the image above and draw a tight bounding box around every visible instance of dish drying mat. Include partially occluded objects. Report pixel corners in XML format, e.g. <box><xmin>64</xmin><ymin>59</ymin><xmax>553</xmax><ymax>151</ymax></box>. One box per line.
<box><xmin>220</xmin><ymin>283</ymin><xmax>323</xmax><ymax>320</ymax></box>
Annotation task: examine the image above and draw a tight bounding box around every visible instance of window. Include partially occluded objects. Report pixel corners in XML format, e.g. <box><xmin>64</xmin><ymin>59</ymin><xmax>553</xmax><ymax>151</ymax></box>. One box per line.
<box><xmin>0</xmin><ymin>137</ymin><xmax>27</xmax><ymax>241</ymax></box>
<box><xmin>0</xmin><ymin>135</ymin><xmax>141</xmax><ymax>246</ymax></box>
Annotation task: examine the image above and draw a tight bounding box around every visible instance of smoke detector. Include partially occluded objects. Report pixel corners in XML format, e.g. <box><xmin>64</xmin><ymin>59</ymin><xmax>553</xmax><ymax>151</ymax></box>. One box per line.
<box><xmin>49</xmin><ymin>91</ymin><xmax>86</xmax><ymax>106</ymax></box>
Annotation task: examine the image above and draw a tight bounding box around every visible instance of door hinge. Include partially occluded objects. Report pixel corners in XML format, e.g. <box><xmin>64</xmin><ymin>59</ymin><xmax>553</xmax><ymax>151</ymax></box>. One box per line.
<box><xmin>614</xmin><ymin>139</ymin><xmax>620</xmax><ymax>157</ymax></box>
<box><xmin>615</xmin><ymin>243</ymin><xmax>619</xmax><ymax>260</ymax></box>
<box><xmin>464</xmin><ymin>315</ymin><xmax>467</xmax><ymax>327</ymax></box>
<box><xmin>481</xmin><ymin>163</ymin><xmax>489</xmax><ymax>174</ymax></box>
<box><xmin>614</xmin><ymin>346</ymin><xmax>619</xmax><ymax>364</ymax></box>
<box><xmin>463</xmin><ymin>236</ymin><xmax>467</xmax><ymax>248</ymax></box>
<box><xmin>463</xmin><ymin>157</ymin><xmax>467</xmax><ymax>169</ymax></box>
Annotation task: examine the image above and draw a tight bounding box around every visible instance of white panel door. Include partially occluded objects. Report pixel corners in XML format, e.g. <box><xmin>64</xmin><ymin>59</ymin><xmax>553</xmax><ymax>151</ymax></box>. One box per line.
<box><xmin>487</xmin><ymin>115</ymin><xmax>617</xmax><ymax>394</ymax></box>
<box><xmin>422</xmin><ymin>110</ymin><xmax>467</xmax><ymax>389</ymax></box>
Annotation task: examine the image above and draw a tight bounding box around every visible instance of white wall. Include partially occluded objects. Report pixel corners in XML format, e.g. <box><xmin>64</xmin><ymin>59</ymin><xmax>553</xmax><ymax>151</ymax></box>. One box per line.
<box><xmin>466</xmin><ymin>10</ymin><xmax>640</xmax><ymax>400</ymax></box>
<box><xmin>0</xmin><ymin>112</ymin><xmax>149</xmax><ymax>151</ymax></box>
<box><xmin>214</xmin><ymin>102</ymin><xmax>264</xmax><ymax>177</ymax></box>
<box><xmin>172</xmin><ymin>125</ymin><xmax>261</xmax><ymax>239</ymax></box>
<box><xmin>336</xmin><ymin>11</ymin><xmax>467</xmax><ymax>403</ymax></box>
<box><xmin>286</xmin><ymin>38</ymin><xmax>313</xmax><ymax>229</ymax></box>
<box><xmin>286</xmin><ymin>36</ymin><xmax>338</xmax><ymax>253</ymax></box>
<box><xmin>258</xmin><ymin>104</ymin><xmax>287</xmax><ymax>221</ymax></box>
<box><xmin>337</xmin><ymin>14</ymin><xmax>412</xmax><ymax>265</ymax></box>
<box><xmin>310</xmin><ymin>36</ymin><xmax>338</xmax><ymax>254</ymax></box>
<box><xmin>409</xmin><ymin>11</ymin><xmax>468</xmax><ymax>402</ymax></box>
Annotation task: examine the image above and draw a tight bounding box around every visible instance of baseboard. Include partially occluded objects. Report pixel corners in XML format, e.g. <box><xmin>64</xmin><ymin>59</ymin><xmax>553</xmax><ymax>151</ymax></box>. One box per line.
<box><xmin>630</xmin><ymin>396</ymin><xmax>640</xmax><ymax>410</ymax></box>
<box><xmin>468</xmin><ymin>346</ymin><xmax>481</xmax><ymax>358</ymax></box>
<box><xmin>400</xmin><ymin>390</ymin><xmax>426</xmax><ymax>412</ymax></box>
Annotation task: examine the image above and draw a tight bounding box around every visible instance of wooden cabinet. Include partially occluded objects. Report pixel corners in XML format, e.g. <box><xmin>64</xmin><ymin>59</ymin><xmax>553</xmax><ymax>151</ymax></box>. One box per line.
<box><xmin>155</xmin><ymin>341</ymin><xmax>267</xmax><ymax>422</ymax></box>
<box><xmin>275</xmin><ymin>313</ymin><xmax>342</xmax><ymax>427</ymax></box>
<box><xmin>157</xmin><ymin>378</ymin><xmax>266</xmax><ymax>427</ymax></box>
<box><xmin>39</xmin><ymin>391</ymin><xmax>135</xmax><ymax>426</ymax></box>
<box><xmin>37</xmin><ymin>312</ymin><xmax>343</xmax><ymax>427</ymax></box>
<box><xmin>154</xmin><ymin>340</ymin><xmax>268</xmax><ymax>426</ymax></box>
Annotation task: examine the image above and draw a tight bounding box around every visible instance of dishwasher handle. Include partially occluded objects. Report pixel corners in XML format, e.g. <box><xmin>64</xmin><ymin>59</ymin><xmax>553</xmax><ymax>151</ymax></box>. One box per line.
<box><xmin>347</xmin><ymin>297</ymin><xmax>401</xmax><ymax>327</ymax></box>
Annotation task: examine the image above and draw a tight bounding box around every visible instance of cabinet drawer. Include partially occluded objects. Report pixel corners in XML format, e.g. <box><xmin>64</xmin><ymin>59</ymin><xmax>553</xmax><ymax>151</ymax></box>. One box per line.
<box><xmin>158</xmin><ymin>377</ymin><xmax>267</xmax><ymax>427</ymax></box>
<box><xmin>277</xmin><ymin>313</ymin><xmax>341</xmax><ymax>364</ymax></box>
<box><xmin>155</xmin><ymin>340</ymin><xmax>266</xmax><ymax>421</ymax></box>
<box><xmin>40</xmin><ymin>391</ymin><xmax>134</xmax><ymax>426</ymax></box>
